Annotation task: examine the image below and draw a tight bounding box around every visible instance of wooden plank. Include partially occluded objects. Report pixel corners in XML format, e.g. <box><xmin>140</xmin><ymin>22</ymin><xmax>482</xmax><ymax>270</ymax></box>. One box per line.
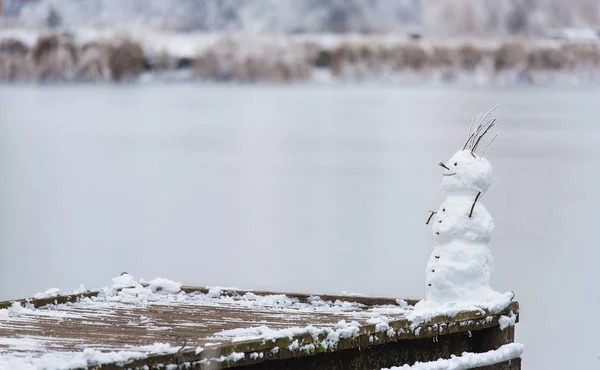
<box><xmin>180</xmin><ymin>286</ymin><xmax>421</xmax><ymax>307</ymax></box>
<box><xmin>0</xmin><ymin>286</ymin><xmax>417</xmax><ymax>310</ymax></box>
<box><xmin>0</xmin><ymin>291</ymin><xmax>100</xmax><ymax>310</ymax></box>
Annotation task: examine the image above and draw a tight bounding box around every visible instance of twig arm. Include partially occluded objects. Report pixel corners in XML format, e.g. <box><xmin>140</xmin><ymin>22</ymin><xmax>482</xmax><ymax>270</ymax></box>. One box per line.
<box><xmin>426</xmin><ymin>211</ymin><xmax>437</xmax><ymax>225</ymax></box>
<box><xmin>469</xmin><ymin>191</ymin><xmax>481</xmax><ymax>217</ymax></box>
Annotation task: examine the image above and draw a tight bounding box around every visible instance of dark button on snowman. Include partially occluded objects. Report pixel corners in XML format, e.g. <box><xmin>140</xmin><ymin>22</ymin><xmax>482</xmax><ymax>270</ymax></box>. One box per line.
<box><xmin>422</xmin><ymin>107</ymin><xmax>509</xmax><ymax>306</ymax></box>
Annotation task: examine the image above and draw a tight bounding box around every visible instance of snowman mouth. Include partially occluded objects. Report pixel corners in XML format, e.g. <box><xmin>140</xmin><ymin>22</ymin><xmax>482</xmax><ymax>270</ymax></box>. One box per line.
<box><xmin>443</xmin><ymin>173</ymin><xmax>456</xmax><ymax>176</ymax></box>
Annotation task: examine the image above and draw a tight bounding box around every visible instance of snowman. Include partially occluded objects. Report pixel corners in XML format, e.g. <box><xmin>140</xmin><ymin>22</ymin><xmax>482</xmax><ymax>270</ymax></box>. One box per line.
<box><xmin>421</xmin><ymin>107</ymin><xmax>512</xmax><ymax>305</ymax></box>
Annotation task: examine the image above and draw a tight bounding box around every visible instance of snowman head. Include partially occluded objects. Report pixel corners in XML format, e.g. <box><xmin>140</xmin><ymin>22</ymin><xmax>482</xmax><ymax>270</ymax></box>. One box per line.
<box><xmin>440</xmin><ymin>150</ymin><xmax>492</xmax><ymax>194</ymax></box>
<box><xmin>439</xmin><ymin>106</ymin><xmax>499</xmax><ymax>194</ymax></box>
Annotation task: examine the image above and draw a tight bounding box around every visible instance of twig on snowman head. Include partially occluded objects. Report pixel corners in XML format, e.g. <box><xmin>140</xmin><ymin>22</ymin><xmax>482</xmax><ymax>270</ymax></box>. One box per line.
<box><xmin>465</xmin><ymin>108</ymin><xmax>478</xmax><ymax>144</ymax></box>
<box><xmin>479</xmin><ymin>133</ymin><xmax>499</xmax><ymax>159</ymax></box>
<box><xmin>468</xmin><ymin>116</ymin><xmax>495</xmax><ymax>155</ymax></box>
<box><xmin>426</xmin><ymin>210</ymin><xmax>437</xmax><ymax>225</ymax></box>
<box><xmin>476</xmin><ymin>104</ymin><xmax>500</xmax><ymax>129</ymax></box>
<box><xmin>469</xmin><ymin>191</ymin><xmax>482</xmax><ymax>218</ymax></box>
<box><xmin>470</xmin><ymin>116</ymin><xmax>495</xmax><ymax>147</ymax></box>
<box><xmin>471</xmin><ymin>118</ymin><xmax>496</xmax><ymax>155</ymax></box>
<box><xmin>463</xmin><ymin>105</ymin><xmax>500</xmax><ymax>156</ymax></box>
<box><xmin>466</xmin><ymin>110</ymin><xmax>488</xmax><ymax>149</ymax></box>
<box><xmin>463</xmin><ymin>132</ymin><xmax>475</xmax><ymax>151</ymax></box>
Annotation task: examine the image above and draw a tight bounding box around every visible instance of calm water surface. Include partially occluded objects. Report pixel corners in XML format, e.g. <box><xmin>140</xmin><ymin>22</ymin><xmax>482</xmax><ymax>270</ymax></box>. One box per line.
<box><xmin>1</xmin><ymin>84</ymin><xmax>599</xmax><ymax>369</ymax></box>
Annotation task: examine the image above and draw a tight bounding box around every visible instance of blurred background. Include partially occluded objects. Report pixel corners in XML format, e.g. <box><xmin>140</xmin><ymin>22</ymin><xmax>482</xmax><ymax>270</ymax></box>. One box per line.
<box><xmin>1</xmin><ymin>0</ymin><xmax>600</xmax><ymax>83</ymax></box>
<box><xmin>1</xmin><ymin>1</ymin><xmax>600</xmax><ymax>370</ymax></box>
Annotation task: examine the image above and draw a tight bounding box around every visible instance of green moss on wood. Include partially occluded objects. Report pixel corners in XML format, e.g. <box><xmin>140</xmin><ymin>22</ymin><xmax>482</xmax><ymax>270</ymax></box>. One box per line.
<box><xmin>0</xmin><ymin>291</ymin><xmax>100</xmax><ymax>310</ymax></box>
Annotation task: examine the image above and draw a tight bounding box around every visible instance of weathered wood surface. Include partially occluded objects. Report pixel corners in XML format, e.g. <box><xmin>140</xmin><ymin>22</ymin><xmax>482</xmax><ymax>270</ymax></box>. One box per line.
<box><xmin>0</xmin><ymin>286</ymin><xmax>519</xmax><ymax>369</ymax></box>
<box><xmin>0</xmin><ymin>286</ymin><xmax>418</xmax><ymax>311</ymax></box>
<box><xmin>0</xmin><ymin>290</ymin><xmax>100</xmax><ymax>310</ymax></box>
<box><xmin>217</xmin><ymin>326</ymin><xmax>517</xmax><ymax>370</ymax></box>
<box><xmin>180</xmin><ymin>286</ymin><xmax>421</xmax><ymax>307</ymax></box>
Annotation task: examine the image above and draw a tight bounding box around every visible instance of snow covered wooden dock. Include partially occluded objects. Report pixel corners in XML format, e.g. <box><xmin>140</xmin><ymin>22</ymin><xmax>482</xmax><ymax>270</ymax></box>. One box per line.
<box><xmin>0</xmin><ymin>276</ymin><xmax>521</xmax><ymax>369</ymax></box>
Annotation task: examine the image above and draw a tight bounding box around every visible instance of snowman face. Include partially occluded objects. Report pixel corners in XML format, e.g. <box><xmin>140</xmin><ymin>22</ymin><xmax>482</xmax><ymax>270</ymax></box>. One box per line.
<box><xmin>432</xmin><ymin>196</ymin><xmax>494</xmax><ymax>244</ymax></box>
<box><xmin>441</xmin><ymin>150</ymin><xmax>492</xmax><ymax>194</ymax></box>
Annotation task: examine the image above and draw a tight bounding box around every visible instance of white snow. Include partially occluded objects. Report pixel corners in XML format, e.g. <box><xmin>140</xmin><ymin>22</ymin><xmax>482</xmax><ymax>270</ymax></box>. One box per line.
<box><xmin>147</xmin><ymin>278</ymin><xmax>182</xmax><ymax>294</ymax></box>
<box><xmin>498</xmin><ymin>311</ymin><xmax>517</xmax><ymax>330</ymax></box>
<box><xmin>0</xmin><ymin>344</ymin><xmax>179</xmax><ymax>370</ymax></box>
<box><xmin>212</xmin><ymin>320</ymin><xmax>362</xmax><ymax>351</ymax></box>
<box><xmin>0</xmin><ymin>337</ymin><xmax>45</xmax><ymax>352</ymax></box>
<box><xmin>409</xmin><ymin>292</ymin><xmax>513</xmax><ymax>329</ymax></box>
<box><xmin>215</xmin><ymin>352</ymin><xmax>245</xmax><ymax>363</ymax></box>
<box><xmin>341</xmin><ymin>291</ymin><xmax>367</xmax><ymax>297</ymax></box>
<box><xmin>318</xmin><ymin>320</ymin><xmax>361</xmax><ymax>349</ymax></box>
<box><xmin>287</xmin><ymin>340</ymin><xmax>299</xmax><ymax>351</ymax></box>
<box><xmin>249</xmin><ymin>352</ymin><xmax>263</xmax><ymax>360</ymax></box>
<box><xmin>395</xmin><ymin>299</ymin><xmax>410</xmax><ymax>308</ymax></box>
<box><xmin>102</xmin><ymin>274</ymin><xmax>183</xmax><ymax>304</ymax></box>
<box><xmin>205</xmin><ymin>287</ymin><xmax>223</xmax><ymax>298</ymax></box>
<box><xmin>381</xmin><ymin>342</ymin><xmax>524</xmax><ymax>370</ymax></box>
<box><xmin>212</xmin><ymin>325</ymin><xmax>322</xmax><ymax>343</ymax></box>
<box><xmin>32</xmin><ymin>288</ymin><xmax>62</xmax><ymax>299</ymax></box>
<box><xmin>30</xmin><ymin>285</ymin><xmax>87</xmax><ymax>300</ymax></box>
<box><xmin>239</xmin><ymin>293</ymin><xmax>295</xmax><ymax>307</ymax></box>
<box><xmin>111</xmin><ymin>273</ymin><xmax>138</xmax><ymax>289</ymax></box>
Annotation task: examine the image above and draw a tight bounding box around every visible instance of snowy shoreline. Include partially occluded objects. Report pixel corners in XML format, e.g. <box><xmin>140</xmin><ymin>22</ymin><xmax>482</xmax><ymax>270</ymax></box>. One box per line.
<box><xmin>1</xmin><ymin>28</ymin><xmax>600</xmax><ymax>85</ymax></box>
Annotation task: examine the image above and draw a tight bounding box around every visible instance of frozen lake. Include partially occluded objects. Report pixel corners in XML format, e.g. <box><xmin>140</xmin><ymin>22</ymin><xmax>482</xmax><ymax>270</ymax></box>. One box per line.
<box><xmin>1</xmin><ymin>84</ymin><xmax>599</xmax><ymax>369</ymax></box>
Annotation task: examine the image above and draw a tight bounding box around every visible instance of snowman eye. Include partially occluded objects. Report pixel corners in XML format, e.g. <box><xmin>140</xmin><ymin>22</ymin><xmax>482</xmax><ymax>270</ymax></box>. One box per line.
<box><xmin>442</xmin><ymin>208</ymin><xmax>446</xmax><ymax>212</ymax></box>
<box><xmin>454</xmin><ymin>162</ymin><xmax>458</xmax><ymax>166</ymax></box>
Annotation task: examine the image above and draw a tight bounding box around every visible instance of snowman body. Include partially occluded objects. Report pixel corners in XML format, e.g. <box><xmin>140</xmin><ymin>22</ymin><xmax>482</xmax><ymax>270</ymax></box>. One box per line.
<box><xmin>424</xmin><ymin>150</ymin><xmax>503</xmax><ymax>304</ymax></box>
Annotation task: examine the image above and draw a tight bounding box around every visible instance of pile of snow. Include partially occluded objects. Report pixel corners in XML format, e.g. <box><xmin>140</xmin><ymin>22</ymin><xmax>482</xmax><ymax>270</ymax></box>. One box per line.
<box><xmin>31</xmin><ymin>285</ymin><xmax>87</xmax><ymax>299</ymax></box>
<box><xmin>110</xmin><ymin>274</ymin><xmax>138</xmax><ymax>289</ymax></box>
<box><xmin>498</xmin><ymin>311</ymin><xmax>518</xmax><ymax>330</ymax></box>
<box><xmin>382</xmin><ymin>342</ymin><xmax>524</xmax><ymax>370</ymax></box>
<box><xmin>406</xmin><ymin>292</ymin><xmax>514</xmax><ymax>328</ymax></box>
<box><xmin>31</xmin><ymin>288</ymin><xmax>62</xmax><ymax>300</ymax></box>
<box><xmin>147</xmin><ymin>277</ymin><xmax>182</xmax><ymax>294</ymax></box>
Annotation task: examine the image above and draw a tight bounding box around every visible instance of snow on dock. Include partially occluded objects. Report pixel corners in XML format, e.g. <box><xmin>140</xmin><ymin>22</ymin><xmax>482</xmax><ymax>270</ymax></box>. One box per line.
<box><xmin>0</xmin><ymin>275</ymin><xmax>520</xmax><ymax>369</ymax></box>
